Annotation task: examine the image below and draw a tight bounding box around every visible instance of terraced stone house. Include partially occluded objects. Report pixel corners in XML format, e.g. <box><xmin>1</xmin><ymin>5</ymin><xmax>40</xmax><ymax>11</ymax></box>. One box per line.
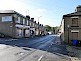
<box><xmin>0</xmin><ymin>10</ymin><xmax>30</xmax><ymax>38</ymax></box>
<box><xmin>61</xmin><ymin>5</ymin><xmax>81</xmax><ymax>44</ymax></box>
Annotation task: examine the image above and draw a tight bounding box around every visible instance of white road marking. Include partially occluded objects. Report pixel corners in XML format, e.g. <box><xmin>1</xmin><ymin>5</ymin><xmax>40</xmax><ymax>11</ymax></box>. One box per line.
<box><xmin>38</xmin><ymin>55</ymin><xmax>43</xmax><ymax>61</ymax></box>
<box><xmin>19</xmin><ymin>52</ymin><xmax>25</xmax><ymax>56</ymax></box>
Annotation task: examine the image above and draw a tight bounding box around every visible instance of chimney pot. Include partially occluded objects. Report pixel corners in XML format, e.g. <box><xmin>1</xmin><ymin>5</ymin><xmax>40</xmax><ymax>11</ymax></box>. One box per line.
<box><xmin>26</xmin><ymin>15</ymin><xmax>30</xmax><ymax>20</ymax></box>
<box><xmin>75</xmin><ymin>5</ymin><xmax>81</xmax><ymax>12</ymax></box>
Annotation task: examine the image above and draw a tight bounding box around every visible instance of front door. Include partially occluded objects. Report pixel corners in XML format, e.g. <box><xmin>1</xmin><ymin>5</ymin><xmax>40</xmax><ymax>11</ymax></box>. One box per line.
<box><xmin>72</xmin><ymin>32</ymin><xmax>78</xmax><ymax>40</ymax></box>
<box><xmin>23</xmin><ymin>29</ymin><xmax>25</xmax><ymax>37</ymax></box>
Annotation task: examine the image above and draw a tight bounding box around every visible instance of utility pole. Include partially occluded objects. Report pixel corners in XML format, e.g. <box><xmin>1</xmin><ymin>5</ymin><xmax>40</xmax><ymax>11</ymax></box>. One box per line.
<box><xmin>26</xmin><ymin>10</ymin><xmax>30</xmax><ymax>15</ymax></box>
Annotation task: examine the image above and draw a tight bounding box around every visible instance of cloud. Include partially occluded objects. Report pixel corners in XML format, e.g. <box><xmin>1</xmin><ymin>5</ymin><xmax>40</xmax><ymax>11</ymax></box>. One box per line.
<box><xmin>37</xmin><ymin>8</ymin><xmax>47</xmax><ymax>12</ymax></box>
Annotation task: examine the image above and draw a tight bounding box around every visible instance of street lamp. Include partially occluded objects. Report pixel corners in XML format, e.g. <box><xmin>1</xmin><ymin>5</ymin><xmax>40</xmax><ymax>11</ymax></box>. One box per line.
<box><xmin>38</xmin><ymin>16</ymin><xmax>42</xmax><ymax>23</ymax></box>
<box><xmin>26</xmin><ymin>10</ymin><xmax>30</xmax><ymax>15</ymax></box>
<box><xmin>67</xmin><ymin>25</ymin><xmax>70</xmax><ymax>44</ymax></box>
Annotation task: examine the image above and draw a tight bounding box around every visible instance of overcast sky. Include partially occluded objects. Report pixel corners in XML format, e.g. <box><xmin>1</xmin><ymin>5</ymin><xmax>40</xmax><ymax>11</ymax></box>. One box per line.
<box><xmin>0</xmin><ymin>0</ymin><xmax>81</xmax><ymax>26</ymax></box>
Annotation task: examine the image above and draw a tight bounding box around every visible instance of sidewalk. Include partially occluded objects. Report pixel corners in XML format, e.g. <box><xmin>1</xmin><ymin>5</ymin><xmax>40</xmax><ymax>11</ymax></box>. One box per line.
<box><xmin>56</xmin><ymin>35</ymin><xmax>81</xmax><ymax>61</ymax></box>
<box><xmin>58</xmin><ymin>34</ymin><xmax>81</xmax><ymax>58</ymax></box>
<box><xmin>66</xmin><ymin>45</ymin><xmax>81</xmax><ymax>58</ymax></box>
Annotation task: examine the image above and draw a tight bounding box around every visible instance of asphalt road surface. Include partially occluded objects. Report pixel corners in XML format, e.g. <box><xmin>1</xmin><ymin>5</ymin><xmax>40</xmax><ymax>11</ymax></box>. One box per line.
<box><xmin>0</xmin><ymin>35</ymin><xmax>71</xmax><ymax>61</ymax></box>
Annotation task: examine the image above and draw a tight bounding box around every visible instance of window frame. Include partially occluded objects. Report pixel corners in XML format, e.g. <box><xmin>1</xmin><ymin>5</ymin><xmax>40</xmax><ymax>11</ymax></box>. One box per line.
<box><xmin>2</xmin><ymin>16</ymin><xmax>12</xmax><ymax>22</ymax></box>
<box><xmin>72</xmin><ymin>18</ymin><xmax>78</xmax><ymax>26</ymax></box>
<box><xmin>23</xmin><ymin>18</ymin><xmax>25</xmax><ymax>25</ymax></box>
<box><xmin>16</xmin><ymin>16</ymin><xmax>20</xmax><ymax>23</ymax></box>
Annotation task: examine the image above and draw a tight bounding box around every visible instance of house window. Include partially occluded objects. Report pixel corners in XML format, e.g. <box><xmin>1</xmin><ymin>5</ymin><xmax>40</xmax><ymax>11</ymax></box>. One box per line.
<box><xmin>30</xmin><ymin>22</ymin><xmax>32</xmax><ymax>26</ymax></box>
<box><xmin>16</xmin><ymin>17</ymin><xmax>20</xmax><ymax>23</ymax></box>
<box><xmin>2</xmin><ymin>16</ymin><xmax>12</xmax><ymax>22</ymax></box>
<box><xmin>27</xmin><ymin>20</ymin><xmax>28</xmax><ymax>25</ymax></box>
<box><xmin>16</xmin><ymin>28</ymin><xmax>22</xmax><ymax>36</ymax></box>
<box><xmin>31</xmin><ymin>22</ymin><xmax>33</xmax><ymax>26</ymax></box>
<box><xmin>23</xmin><ymin>18</ymin><xmax>25</xmax><ymax>24</ymax></box>
<box><xmin>72</xmin><ymin>18</ymin><xmax>78</xmax><ymax>26</ymax></box>
<box><xmin>28</xmin><ymin>20</ymin><xmax>30</xmax><ymax>26</ymax></box>
<box><xmin>33</xmin><ymin>23</ymin><xmax>34</xmax><ymax>27</ymax></box>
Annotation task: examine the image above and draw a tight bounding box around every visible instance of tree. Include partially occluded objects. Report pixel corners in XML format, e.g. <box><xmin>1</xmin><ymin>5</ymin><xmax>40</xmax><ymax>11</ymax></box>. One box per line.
<box><xmin>44</xmin><ymin>25</ymin><xmax>51</xmax><ymax>32</ymax></box>
<box><xmin>44</xmin><ymin>25</ymin><xmax>61</xmax><ymax>34</ymax></box>
<box><xmin>51</xmin><ymin>27</ymin><xmax>55</xmax><ymax>33</ymax></box>
<box><xmin>55</xmin><ymin>26</ymin><xmax>61</xmax><ymax>34</ymax></box>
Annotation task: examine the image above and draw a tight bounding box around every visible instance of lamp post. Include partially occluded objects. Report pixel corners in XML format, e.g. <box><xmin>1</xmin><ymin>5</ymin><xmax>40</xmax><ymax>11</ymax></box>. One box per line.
<box><xmin>26</xmin><ymin>10</ymin><xmax>30</xmax><ymax>15</ymax></box>
<box><xmin>67</xmin><ymin>25</ymin><xmax>70</xmax><ymax>44</ymax></box>
<box><xmin>38</xmin><ymin>16</ymin><xmax>42</xmax><ymax>23</ymax></box>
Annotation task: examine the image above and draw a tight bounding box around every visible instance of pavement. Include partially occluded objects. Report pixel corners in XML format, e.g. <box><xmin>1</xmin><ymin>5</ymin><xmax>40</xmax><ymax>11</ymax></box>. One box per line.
<box><xmin>59</xmin><ymin>36</ymin><xmax>81</xmax><ymax>61</ymax></box>
<box><xmin>0</xmin><ymin>35</ymin><xmax>80</xmax><ymax>61</ymax></box>
<box><xmin>66</xmin><ymin>45</ymin><xmax>81</xmax><ymax>58</ymax></box>
<box><xmin>53</xmin><ymin>35</ymin><xmax>81</xmax><ymax>61</ymax></box>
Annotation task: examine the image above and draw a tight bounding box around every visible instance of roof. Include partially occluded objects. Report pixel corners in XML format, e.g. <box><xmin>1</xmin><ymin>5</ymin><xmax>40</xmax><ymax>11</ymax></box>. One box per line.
<box><xmin>0</xmin><ymin>10</ymin><xmax>26</xmax><ymax>18</ymax></box>
<box><xmin>77</xmin><ymin>5</ymin><xmax>81</xmax><ymax>8</ymax></box>
<box><xmin>63</xmin><ymin>12</ymin><xmax>81</xmax><ymax>18</ymax></box>
<box><xmin>0</xmin><ymin>10</ymin><xmax>15</xmax><ymax>13</ymax></box>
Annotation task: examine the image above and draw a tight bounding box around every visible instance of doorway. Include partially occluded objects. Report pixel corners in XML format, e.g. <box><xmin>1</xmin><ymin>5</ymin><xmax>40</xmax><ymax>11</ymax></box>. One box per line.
<box><xmin>72</xmin><ymin>32</ymin><xmax>78</xmax><ymax>40</ymax></box>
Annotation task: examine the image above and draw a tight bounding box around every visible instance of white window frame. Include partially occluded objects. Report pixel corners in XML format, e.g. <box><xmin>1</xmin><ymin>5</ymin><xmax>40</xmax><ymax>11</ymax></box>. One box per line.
<box><xmin>23</xmin><ymin>18</ymin><xmax>25</xmax><ymax>24</ymax></box>
<box><xmin>27</xmin><ymin>20</ymin><xmax>28</xmax><ymax>25</ymax></box>
<box><xmin>2</xmin><ymin>16</ymin><xmax>12</xmax><ymax>22</ymax></box>
<box><xmin>71</xmin><ymin>16</ymin><xmax>79</xmax><ymax>18</ymax></box>
<box><xmin>71</xmin><ymin>30</ymin><xmax>79</xmax><ymax>32</ymax></box>
<box><xmin>17</xmin><ymin>16</ymin><xmax>20</xmax><ymax>23</ymax></box>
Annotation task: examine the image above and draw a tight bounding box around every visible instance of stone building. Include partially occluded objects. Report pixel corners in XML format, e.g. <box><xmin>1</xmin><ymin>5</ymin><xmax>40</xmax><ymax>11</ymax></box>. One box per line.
<box><xmin>61</xmin><ymin>5</ymin><xmax>81</xmax><ymax>44</ymax></box>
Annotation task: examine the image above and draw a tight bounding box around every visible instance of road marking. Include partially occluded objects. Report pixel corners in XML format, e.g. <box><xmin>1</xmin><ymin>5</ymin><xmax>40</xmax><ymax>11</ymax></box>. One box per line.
<box><xmin>38</xmin><ymin>55</ymin><xmax>43</xmax><ymax>61</ymax></box>
<box><xmin>19</xmin><ymin>52</ymin><xmax>25</xmax><ymax>56</ymax></box>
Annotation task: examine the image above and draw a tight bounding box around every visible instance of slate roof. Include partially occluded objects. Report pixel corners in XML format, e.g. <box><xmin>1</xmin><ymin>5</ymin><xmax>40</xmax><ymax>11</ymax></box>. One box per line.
<box><xmin>63</xmin><ymin>12</ymin><xmax>81</xmax><ymax>18</ymax></box>
<box><xmin>0</xmin><ymin>10</ymin><xmax>26</xmax><ymax>18</ymax></box>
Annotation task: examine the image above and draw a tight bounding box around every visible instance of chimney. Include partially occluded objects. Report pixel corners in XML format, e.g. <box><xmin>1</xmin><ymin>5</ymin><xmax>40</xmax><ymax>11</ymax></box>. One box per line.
<box><xmin>34</xmin><ymin>21</ymin><xmax>36</xmax><ymax>23</ymax></box>
<box><xmin>75</xmin><ymin>5</ymin><xmax>81</xmax><ymax>12</ymax></box>
<box><xmin>40</xmin><ymin>24</ymin><xmax>41</xmax><ymax>26</ymax></box>
<box><xmin>38</xmin><ymin>22</ymin><xmax>39</xmax><ymax>25</ymax></box>
<box><xmin>42</xmin><ymin>24</ymin><xmax>43</xmax><ymax>27</ymax></box>
<box><xmin>26</xmin><ymin>15</ymin><xmax>30</xmax><ymax>20</ymax></box>
<box><xmin>31</xmin><ymin>18</ymin><xmax>34</xmax><ymax>22</ymax></box>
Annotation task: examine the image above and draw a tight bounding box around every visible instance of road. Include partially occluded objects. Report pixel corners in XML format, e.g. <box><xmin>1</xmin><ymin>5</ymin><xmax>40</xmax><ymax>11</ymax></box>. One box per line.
<box><xmin>0</xmin><ymin>35</ymin><xmax>71</xmax><ymax>61</ymax></box>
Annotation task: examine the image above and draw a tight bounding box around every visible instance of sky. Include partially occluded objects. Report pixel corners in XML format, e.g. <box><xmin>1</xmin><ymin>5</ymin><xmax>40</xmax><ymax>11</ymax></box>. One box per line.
<box><xmin>0</xmin><ymin>0</ymin><xmax>81</xmax><ymax>27</ymax></box>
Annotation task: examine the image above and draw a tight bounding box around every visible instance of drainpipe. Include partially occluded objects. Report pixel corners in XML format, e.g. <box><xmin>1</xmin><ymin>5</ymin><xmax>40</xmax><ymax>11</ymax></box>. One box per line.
<box><xmin>67</xmin><ymin>25</ymin><xmax>70</xmax><ymax>44</ymax></box>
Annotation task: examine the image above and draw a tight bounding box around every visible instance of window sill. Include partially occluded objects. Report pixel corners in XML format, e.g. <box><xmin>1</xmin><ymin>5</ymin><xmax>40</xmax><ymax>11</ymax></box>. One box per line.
<box><xmin>71</xmin><ymin>26</ymin><xmax>79</xmax><ymax>27</ymax></box>
<box><xmin>16</xmin><ymin>23</ymin><xmax>23</xmax><ymax>25</ymax></box>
